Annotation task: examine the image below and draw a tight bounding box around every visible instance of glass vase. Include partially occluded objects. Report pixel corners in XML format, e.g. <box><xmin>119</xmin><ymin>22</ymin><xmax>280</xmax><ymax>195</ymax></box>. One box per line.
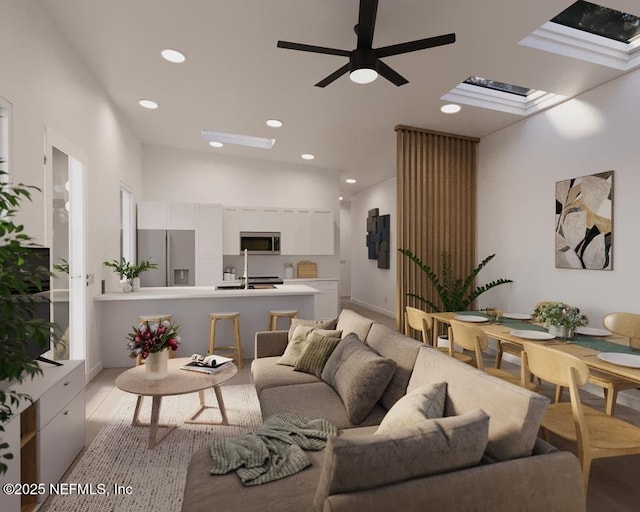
<box><xmin>145</xmin><ymin>349</ymin><xmax>169</xmax><ymax>380</ymax></box>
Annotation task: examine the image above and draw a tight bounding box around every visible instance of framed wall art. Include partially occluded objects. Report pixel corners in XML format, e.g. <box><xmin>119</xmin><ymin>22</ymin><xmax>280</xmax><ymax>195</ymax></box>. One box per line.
<box><xmin>555</xmin><ymin>170</ymin><xmax>613</xmax><ymax>270</ymax></box>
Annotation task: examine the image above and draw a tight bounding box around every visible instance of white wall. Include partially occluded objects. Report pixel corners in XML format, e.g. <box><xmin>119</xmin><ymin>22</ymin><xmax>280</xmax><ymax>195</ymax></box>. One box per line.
<box><xmin>477</xmin><ymin>66</ymin><xmax>640</xmax><ymax>328</ymax></box>
<box><xmin>339</xmin><ymin>201</ymin><xmax>352</xmax><ymax>297</ymax></box>
<box><xmin>350</xmin><ymin>177</ymin><xmax>396</xmax><ymax>317</ymax></box>
<box><xmin>141</xmin><ymin>144</ymin><xmax>342</xmax><ymax>278</ymax></box>
<box><xmin>0</xmin><ymin>0</ymin><xmax>144</xmax><ymax>379</ymax></box>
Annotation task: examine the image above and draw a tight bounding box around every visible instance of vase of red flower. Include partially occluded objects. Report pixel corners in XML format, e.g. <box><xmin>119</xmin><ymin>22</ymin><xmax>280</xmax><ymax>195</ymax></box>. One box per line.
<box><xmin>127</xmin><ymin>320</ymin><xmax>181</xmax><ymax>380</ymax></box>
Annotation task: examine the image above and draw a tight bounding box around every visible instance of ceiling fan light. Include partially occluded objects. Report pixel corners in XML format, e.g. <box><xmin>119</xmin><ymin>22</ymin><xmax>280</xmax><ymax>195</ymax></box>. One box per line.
<box><xmin>349</xmin><ymin>68</ymin><xmax>378</xmax><ymax>84</ymax></box>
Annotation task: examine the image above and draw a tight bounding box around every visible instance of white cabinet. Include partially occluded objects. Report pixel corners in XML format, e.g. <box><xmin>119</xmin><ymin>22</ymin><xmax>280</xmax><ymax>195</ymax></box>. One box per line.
<box><xmin>285</xmin><ymin>279</ymin><xmax>339</xmax><ymax>320</ymax></box>
<box><xmin>196</xmin><ymin>204</ymin><xmax>223</xmax><ymax>284</ymax></box>
<box><xmin>137</xmin><ymin>202</ymin><xmax>169</xmax><ymax>229</ymax></box>
<box><xmin>223</xmin><ymin>207</ymin><xmax>241</xmax><ymax>255</ymax></box>
<box><xmin>168</xmin><ymin>204</ymin><xmax>196</xmax><ymax>229</ymax></box>
<box><xmin>0</xmin><ymin>360</ymin><xmax>85</xmax><ymax>512</ymax></box>
<box><xmin>309</xmin><ymin>210</ymin><xmax>334</xmax><ymax>255</ymax></box>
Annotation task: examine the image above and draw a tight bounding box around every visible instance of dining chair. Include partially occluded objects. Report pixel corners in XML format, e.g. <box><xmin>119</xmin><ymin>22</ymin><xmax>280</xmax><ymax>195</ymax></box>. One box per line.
<box><xmin>521</xmin><ymin>342</ymin><xmax>640</xmax><ymax>490</ymax></box>
<box><xmin>404</xmin><ymin>306</ymin><xmax>473</xmax><ymax>365</ymax></box>
<box><xmin>448</xmin><ymin>320</ymin><xmax>537</xmax><ymax>390</ymax></box>
<box><xmin>554</xmin><ymin>311</ymin><xmax>640</xmax><ymax>416</ymax></box>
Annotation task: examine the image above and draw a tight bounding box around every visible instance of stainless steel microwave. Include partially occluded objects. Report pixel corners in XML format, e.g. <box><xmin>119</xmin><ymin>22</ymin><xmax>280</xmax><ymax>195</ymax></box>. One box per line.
<box><xmin>240</xmin><ymin>232</ymin><xmax>281</xmax><ymax>255</ymax></box>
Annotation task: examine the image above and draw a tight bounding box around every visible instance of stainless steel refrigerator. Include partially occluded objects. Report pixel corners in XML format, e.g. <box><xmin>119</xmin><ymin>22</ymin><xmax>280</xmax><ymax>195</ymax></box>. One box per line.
<box><xmin>137</xmin><ymin>230</ymin><xmax>196</xmax><ymax>287</ymax></box>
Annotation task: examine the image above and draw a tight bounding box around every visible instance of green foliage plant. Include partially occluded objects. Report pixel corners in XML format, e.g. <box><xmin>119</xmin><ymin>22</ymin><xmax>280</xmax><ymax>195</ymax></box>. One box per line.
<box><xmin>532</xmin><ymin>302</ymin><xmax>588</xmax><ymax>329</ymax></box>
<box><xmin>0</xmin><ymin>167</ymin><xmax>56</xmax><ymax>474</ymax></box>
<box><xmin>398</xmin><ymin>249</ymin><xmax>513</xmax><ymax>312</ymax></box>
<box><xmin>103</xmin><ymin>258</ymin><xmax>157</xmax><ymax>281</ymax></box>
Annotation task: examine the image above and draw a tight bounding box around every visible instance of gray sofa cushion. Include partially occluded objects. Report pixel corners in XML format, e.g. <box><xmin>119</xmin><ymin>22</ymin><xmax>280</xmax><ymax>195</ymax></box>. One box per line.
<box><xmin>313</xmin><ymin>409</ymin><xmax>490</xmax><ymax>511</ymax></box>
<box><xmin>251</xmin><ymin>357</ymin><xmax>321</xmax><ymax>397</ymax></box>
<box><xmin>277</xmin><ymin>325</ymin><xmax>342</xmax><ymax>366</ymax></box>
<box><xmin>321</xmin><ymin>333</ymin><xmax>397</xmax><ymax>424</ymax></box>
<box><xmin>259</xmin><ymin>382</ymin><xmax>388</xmax><ymax>429</ymax></box>
<box><xmin>294</xmin><ymin>331</ymin><xmax>341</xmax><ymax>377</ymax></box>
<box><xmin>336</xmin><ymin>309</ymin><xmax>374</xmax><ymax>341</ymax></box>
<box><xmin>364</xmin><ymin>323</ymin><xmax>423</xmax><ymax>410</ymax></box>
<box><xmin>407</xmin><ymin>347</ymin><xmax>549</xmax><ymax>461</ymax></box>
<box><xmin>376</xmin><ymin>381</ymin><xmax>447</xmax><ymax>434</ymax></box>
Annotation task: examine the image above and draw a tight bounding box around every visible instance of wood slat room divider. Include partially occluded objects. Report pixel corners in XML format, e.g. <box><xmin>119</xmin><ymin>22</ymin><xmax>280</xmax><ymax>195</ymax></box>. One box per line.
<box><xmin>396</xmin><ymin>125</ymin><xmax>479</xmax><ymax>334</ymax></box>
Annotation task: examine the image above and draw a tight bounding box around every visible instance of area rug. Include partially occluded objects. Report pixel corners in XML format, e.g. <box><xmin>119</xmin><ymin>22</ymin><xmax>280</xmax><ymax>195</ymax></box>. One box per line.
<box><xmin>44</xmin><ymin>384</ymin><xmax>262</xmax><ymax>512</ymax></box>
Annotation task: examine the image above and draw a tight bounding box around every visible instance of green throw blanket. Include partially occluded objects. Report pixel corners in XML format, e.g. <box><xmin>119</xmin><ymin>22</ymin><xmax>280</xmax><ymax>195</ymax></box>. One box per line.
<box><xmin>210</xmin><ymin>413</ymin><xmax>337</xmax><ymax>486</ymax></box>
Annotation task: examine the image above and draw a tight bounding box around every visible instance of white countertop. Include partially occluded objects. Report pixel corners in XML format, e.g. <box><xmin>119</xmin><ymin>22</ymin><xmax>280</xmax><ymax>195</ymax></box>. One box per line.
<box><xmin>94</xmin><ymin>284</ymin><xmax>320</xmax><ymax>301</ymax></box>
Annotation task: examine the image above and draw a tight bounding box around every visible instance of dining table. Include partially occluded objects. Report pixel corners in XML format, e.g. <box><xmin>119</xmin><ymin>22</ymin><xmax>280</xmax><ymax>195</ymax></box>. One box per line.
<box><xmin>429</xmin><ymin>311</ymin><xmax>640</xmax><ymax>385</ymax></box>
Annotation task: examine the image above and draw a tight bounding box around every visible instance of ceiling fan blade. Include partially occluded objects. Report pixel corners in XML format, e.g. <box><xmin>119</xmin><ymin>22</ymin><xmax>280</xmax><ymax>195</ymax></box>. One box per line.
<box><xmin>277</xmin><ymin>40</ymin><xmax>351</xmax><ymax>57</ymax></box>
<box><xmin>377</xmin><ymin>61</ymin><xmax>409</xmax><ymax>87</ymax></box>
<box><xmin>315</xmin><ymin>63</ymin><xmax>351</xmax><ymax>87</ymax></box>
<box><xmin>376</xmin><ymin>33</ymin><xmax>456</xmax><ymax>58</ymax></box>
<box><xmin>356</xmin><ymin>0</ymin><xmax>379</xmax><ymax>49</ymax></box>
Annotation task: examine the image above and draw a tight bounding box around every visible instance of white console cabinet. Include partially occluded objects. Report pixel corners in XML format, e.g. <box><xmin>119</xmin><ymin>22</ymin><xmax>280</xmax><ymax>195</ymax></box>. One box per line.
<box><xmin>0</xmin><ymin>360</ymin><xmax>85</xmax><ymax>512</ymax></box>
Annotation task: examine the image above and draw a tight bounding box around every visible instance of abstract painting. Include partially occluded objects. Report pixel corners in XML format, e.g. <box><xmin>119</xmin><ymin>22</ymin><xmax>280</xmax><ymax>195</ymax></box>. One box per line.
<box><xmin>366</xmin><ymin>208</ymin><xmax>390</xmax><ymax>269</ymax></box>
<box><xmin>555</xmin><ymin>170</ymin><xmax>613</xmax><ymax>270</ymax></box>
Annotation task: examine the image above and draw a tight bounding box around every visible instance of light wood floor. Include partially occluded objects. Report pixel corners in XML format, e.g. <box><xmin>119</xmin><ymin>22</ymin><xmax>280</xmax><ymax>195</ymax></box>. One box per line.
<box><xmin>78</xmin><ymin>301</ymin><xmax>640</xmax><ymax>512</ymax></box>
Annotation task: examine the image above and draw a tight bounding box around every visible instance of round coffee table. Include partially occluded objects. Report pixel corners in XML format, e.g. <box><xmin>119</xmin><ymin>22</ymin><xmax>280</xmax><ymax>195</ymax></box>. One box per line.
<box><xmin>115</xmin><ymin>357</ymin><xmax>238</xmax><ymax>448</ymax></box>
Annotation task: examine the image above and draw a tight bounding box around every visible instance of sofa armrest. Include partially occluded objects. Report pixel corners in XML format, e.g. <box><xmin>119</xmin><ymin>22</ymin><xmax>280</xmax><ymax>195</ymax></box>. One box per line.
<box><xmin>321</xmin><ymin>451</ymin><xmax>585</xmax><ymax>512</ymax></box>
<box><xmin>255</xmin><ymin>330</ymin><xmax>289</xmax><ymax>358</ymax></box>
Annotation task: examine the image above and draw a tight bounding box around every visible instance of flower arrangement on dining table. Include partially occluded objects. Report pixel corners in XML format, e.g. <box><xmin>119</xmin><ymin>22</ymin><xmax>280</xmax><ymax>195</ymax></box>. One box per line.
<box><xmin>531</xmin><ymin>302</ymin><xmax>588</xmax><ymax>330</ymax></box>
<box><xmin>127</xmin><ymin>320</ymin><xmax>181</xmax><ymax>360</ymax></box>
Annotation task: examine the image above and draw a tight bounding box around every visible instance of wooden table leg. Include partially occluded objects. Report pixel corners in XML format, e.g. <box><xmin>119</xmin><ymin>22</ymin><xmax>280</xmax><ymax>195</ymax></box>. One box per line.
<box><xmin>184</xmin><ymin>386</ymin><xmax>229</xmax><ymax>425</ymax></box>
<box><xmin>130</xmin><ymin>395</ymin><xmax>177</xmax><ymax>449</ymax></box>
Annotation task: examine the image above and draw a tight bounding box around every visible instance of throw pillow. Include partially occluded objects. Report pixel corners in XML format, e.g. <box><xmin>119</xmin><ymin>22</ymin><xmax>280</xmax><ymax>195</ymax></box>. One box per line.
<box><xmin>375</xmin><ymin>382</ymin><xmax>447</xmax><ymax>434</ymax></box>
<box><xmin>277</xmin><ymin>325</ymin><xmax>342</xmax><ymax>367</ymax></box>
<box><xmin>313</xmin><ymin>409</ymin><xmax>490</xmax><ymax>511</ymax></box>
<box><xmin>293</xmin><ymin>330</ymin><xmax>341</xmax><ymax>377</ymax></box>
<box><xmin>321</xmin><ymin>333</ymin><xmax>397</xmax><ymax>425</ymax></box>
<box><xmin>287</xmin><ymin>317</ymin><xmax>338</xmax><ymax>341</ymax></box>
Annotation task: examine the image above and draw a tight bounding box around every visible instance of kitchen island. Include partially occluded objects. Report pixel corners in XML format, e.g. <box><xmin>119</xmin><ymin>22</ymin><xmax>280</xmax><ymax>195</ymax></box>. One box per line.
<box><xmin>94</xmin><ymin>284</ymin><xmax>318</xmax><ymax>367</ymax></box>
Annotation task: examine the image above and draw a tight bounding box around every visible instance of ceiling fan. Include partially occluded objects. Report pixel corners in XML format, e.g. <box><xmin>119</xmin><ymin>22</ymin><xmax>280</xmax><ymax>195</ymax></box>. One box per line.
<box><xmin>277</xmin><ymin>0</ymin><xmax>455</xmax><ymax>87</ymax></box>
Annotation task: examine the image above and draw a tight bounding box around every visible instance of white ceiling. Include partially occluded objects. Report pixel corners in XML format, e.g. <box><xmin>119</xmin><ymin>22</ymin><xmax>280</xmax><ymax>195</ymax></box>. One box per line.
<box><xmin>36</xmin><ymin>0</ymin><xmax>639</xmax><ymax>198</ymax></box>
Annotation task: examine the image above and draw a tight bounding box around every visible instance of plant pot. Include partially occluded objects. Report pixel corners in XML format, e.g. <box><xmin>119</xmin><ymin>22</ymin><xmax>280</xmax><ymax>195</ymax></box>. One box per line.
<box><xmin>145</xmin><ymin>349</ymin><xmax>169</xmax><ymax>380</ymax></box>
<box><xmin>548</xmin><ymin>325</ymin><xmax>574</xmax><ymax>339</ymax></box>
<box><xmin>132</xmin><ymin>277</ymin><xmax>141</xmax><ymax>292</ymax></box>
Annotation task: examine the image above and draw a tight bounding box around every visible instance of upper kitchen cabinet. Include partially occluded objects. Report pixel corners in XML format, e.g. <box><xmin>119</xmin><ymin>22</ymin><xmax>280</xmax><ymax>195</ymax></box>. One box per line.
<box><xmin>138</xmin><ymin>202</ymin><xmax>197</xmax><ymax>230</ymax></box>
<box><xmin>223</xmin><ymin>205</ymin><xmax>334</xmax><ymax>256</ymax></box>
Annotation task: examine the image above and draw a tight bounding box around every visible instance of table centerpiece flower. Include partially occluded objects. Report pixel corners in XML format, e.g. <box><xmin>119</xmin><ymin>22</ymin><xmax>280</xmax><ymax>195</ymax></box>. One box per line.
<box><xmin>127</xmin><ymin>320</ymin><xmax>180</xmax><ymax>380</ymax></box>
<box><xmin>531</xmin><ymin>302</ymin><xmax>588</xmax><ymax>339</ymax></box>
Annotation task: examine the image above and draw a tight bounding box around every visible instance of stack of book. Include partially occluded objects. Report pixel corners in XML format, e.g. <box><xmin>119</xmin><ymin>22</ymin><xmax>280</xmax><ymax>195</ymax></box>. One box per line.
<box><xmin>180</xmin><ymin>354</ymin><xmax>234</xmax><ymax>374</ymax></box>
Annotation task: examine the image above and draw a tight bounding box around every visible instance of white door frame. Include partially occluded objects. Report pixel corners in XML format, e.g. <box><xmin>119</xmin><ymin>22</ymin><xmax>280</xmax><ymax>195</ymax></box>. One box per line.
<box><xmin>44</xmin><ymin>127</ymin><xmax>87</xmax><ymax>361</ymax></box>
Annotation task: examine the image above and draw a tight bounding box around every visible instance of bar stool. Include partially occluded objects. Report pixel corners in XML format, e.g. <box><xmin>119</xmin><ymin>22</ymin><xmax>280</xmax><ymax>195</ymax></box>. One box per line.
<box><xmin>136</xmin><ymin>314</ymin><xmax>174</xmax><ymax>366</ymax></box>
<box><xmin>268</xmin><ymin>310</ymin><xmax>298</xmax><ymax>331</ymax></box>
<box><xmin>208</xmin><ymin>312</ymin><xmax>243</xmax><ymax>369</ymax></box>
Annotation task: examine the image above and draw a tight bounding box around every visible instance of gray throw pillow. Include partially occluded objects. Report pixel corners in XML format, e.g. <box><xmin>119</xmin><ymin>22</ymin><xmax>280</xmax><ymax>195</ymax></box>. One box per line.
<box><xmin>313</xmin><ymin>409</ymin><xmax>490</xmax><ymax>511</ymax></box>
<box><xmin>277</xmin><ymin>325</ymin><xmax>342</xmax><ymax>367</ymax></box>
<box><xmin>293</xmin><ymin>330</ymin><xmax>341</xmax><ymax>377</ymax></box>
<box><xmin>375</xmin><ymin>382</ymin><xmax>447</xmax><ymax>434</ymax></box>
<box><xmin>287</xmin><ymin>317</ymin><xmax>339</xmax><ymax>341</ymax></box>
<box><xmin>321</xmin><ymin>333</ymin><xmax>397</xmax><ymax>425</ymax></box>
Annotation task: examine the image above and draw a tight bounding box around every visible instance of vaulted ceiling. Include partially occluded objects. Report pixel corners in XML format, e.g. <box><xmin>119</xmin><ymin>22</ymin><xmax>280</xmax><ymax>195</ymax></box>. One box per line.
<box><xmin>37</xmin><ymin>0</ymin><xmax>639</xmax><ymax>198</ymax></box>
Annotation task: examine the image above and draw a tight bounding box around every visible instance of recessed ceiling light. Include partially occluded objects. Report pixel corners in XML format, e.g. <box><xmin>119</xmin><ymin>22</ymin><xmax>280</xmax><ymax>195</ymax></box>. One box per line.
<box><xmin>441</xmin><ymin>104</ymin><xmax>461</xmax><ymax>114</ymax></box>
<box><xmin>201</xmin><ymin>129</ymin><xmax>275</xmax><ymax>149</ymax></box>
<box><xmin>161</xmin><ymin>49</ymin><xmax>186</xmax><ymax>63</ymax></box>
<box><xmin>209</xmin><ymin>141</ymin><xmax>224</xmax><ymax>148</ymax></box>
<box><xmin>345</xmin><ymin>178</ymin><xmax>357</xmax><ymax>184</ymax></box>
<box><xmin>266</xmin><ymin>119</ymin><xmax>283</xmax><ymax>128</ymax></box>
<box><xmin>138</xmin><ymin>99</ymin><xmax>159</xmax><ymax>109</ymax></box>
<box><xmin>339</xmin><ymin>196</ymin><xmax>344</xmax><ymax>201</ymax></box>
<box><xmin>301</xmin><ymin>154</ymin><xmax>314</xmax><ymax>160</ymax></box>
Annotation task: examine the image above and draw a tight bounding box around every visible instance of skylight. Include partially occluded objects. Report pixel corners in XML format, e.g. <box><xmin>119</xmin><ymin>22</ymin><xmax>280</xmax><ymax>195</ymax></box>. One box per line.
<box><xmin>441</xmin><ymin>77</ymin><xmax>566</xmax><ymax>116</ymax></box>
<box><xmin>201</xmin><ymin>129</ymin><xmax>275</xmax><ymax>150</ymax></box>
<box><xmin>551</xmin><ymin>1</ymin><xmax>640</xmax><ymax>44</ymax></box>
<box><xmin>520</xmin><ymin>2</ymin><xmax>640</xmax><ymax>71</ymax></box>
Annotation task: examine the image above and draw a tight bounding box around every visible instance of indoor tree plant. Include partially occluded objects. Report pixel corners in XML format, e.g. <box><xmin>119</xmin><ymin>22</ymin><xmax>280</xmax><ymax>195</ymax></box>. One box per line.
<box><xmin>398</xmin><ymin>249</ymin><xmax>513</xmax><ymax>312</ymax></box>
<box><xmin>532</xmin><ymin>302</ymin><xmax>588</xmax><ymax>339</ymax></box>
<box><xmin>0</xmin><ymin>166</ymin><xmax>56</xmax><ymax>474</ymax></box>
<box><xmin>103</xmin><ymin>258</ymin><xmax>157</xmax><ymax>292</ymax></box>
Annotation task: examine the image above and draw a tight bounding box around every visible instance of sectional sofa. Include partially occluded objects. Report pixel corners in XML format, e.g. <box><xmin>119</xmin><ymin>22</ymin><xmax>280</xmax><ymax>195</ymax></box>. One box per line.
<box><xmin>182</xmin><ymin>309</ymin><xmax>586</xmax><ymax>512</ymax></box>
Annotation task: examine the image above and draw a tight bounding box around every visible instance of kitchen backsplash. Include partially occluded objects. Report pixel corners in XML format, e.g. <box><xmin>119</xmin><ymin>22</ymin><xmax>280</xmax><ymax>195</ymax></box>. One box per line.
<box><xmin>221</xmin><ymin>254</ymin><xmax>338</xmax><ymax>281</ymax></box>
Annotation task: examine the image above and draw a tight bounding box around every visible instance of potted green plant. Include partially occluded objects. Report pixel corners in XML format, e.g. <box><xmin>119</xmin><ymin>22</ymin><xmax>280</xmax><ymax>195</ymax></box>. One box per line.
<box><xmin>103</xmin><ymin>258</ymin><xmax>157</xmax><ymax>292</ymax></box>
<box><xmin>0</xmin><ymin>166</ymin><xmax>57</xmax><ymax>474</ymax></box>
<box><xmin>532</xmin><ymin>302</ymin><xmax>588</xmax><ymax>339</ymax></box>
<box><xmin>398</xmin><ymin>249</ymin><xmax>513</xmax><ymax>312</ymax></box>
